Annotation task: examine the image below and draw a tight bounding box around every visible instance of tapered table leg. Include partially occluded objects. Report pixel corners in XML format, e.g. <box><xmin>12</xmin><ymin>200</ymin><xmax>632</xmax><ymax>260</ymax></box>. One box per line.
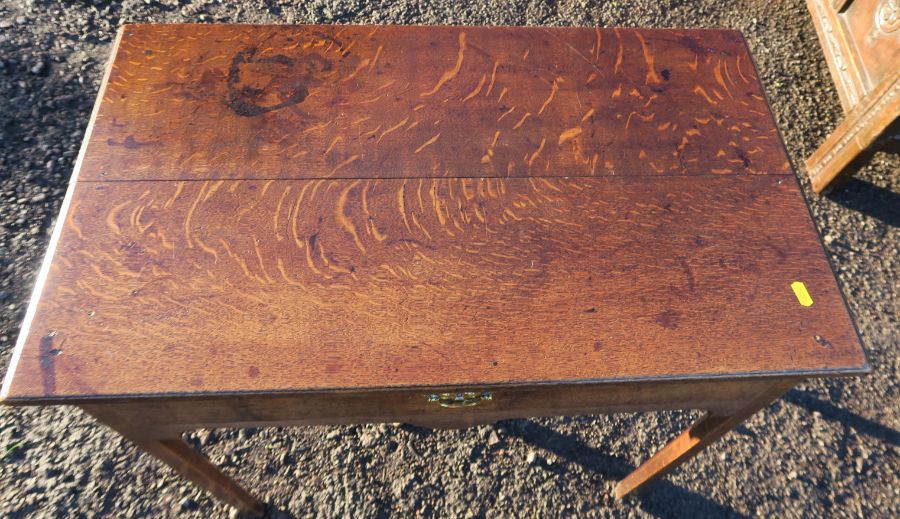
<box><xmin>128</xmin><ymin>436</ymin><xmax>265</xmax><ymax>516</ymax></box>
<box><xmin>615</xmin><ymin>379</ymin><xmax>797</xmax><ymax>499</ymax></box>
<box><xmin>82</xmin><ymin>407</ymin><xmax>265</xmax><ymax>517</ymax></box>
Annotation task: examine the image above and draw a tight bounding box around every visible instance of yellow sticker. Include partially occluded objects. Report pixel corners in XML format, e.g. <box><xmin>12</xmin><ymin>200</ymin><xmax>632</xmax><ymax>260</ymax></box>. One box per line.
<box><xmin>791</xmin><ymin>282</ymin><xmax>813</xmax><ymax>307</ymax></box>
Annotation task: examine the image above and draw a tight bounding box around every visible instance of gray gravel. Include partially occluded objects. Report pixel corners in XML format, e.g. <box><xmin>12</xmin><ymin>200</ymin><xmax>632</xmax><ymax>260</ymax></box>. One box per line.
<box><xmin>1</xmin><ymin>1</ymin><xmax>897</xmax><ymax>517</ymax></box>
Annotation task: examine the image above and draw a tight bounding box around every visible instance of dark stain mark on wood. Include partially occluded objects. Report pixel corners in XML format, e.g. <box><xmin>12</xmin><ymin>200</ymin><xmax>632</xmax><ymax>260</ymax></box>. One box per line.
<box><xmin>814</xmin><ymin>335</ymin><xmax>833</xmax><ymax>348</ymax></box>
<box><xmin>38</xmin><ymin>332</ymin><xmax>57</xmax><ymax>395</ymax></box>
<box><xmin>40</xmin><ymin>331</ymin><xmax>62</xmax><ymax>395</ymax></box>
<box><xmin>107</xmin><ymin>135</ymin><xmax>159</xmax><ymax>149</ymax></box>
<box><xmin>247</xmin><ymin>366</ymin><xmax>259</xmax><ymax>378</ymax></box>
<box><xmin>736</xmin><ymin>148</ymin><xmax>751</xmax><ymax>168</ymax></box>
<box><xmin>678</xmin><ymin>35</ymin><xmax>715</xmax><ymax>60</ymax></box>
<box><xmin>226</xmin><ymin>47</ymin><xmax>332</xmax><ymax>117</ymax></box>
<box><xmin>593</xmin><ymin>341</ymin><xmax>604</xmax><ymax>351</ymax></box>
<box><xmin>585</xmin><ymin>307</ymin><xmax>597</xmax><ymax>313</ymax></box>
<box><xmin>678</xmin><ymin>257</ymin><xmax>696</xmax><ymax>293</ymax></box>
<box><xmin>655</xmin><ymin>309</ymin><xmax>681</xmax><ymax>330</ymax></box>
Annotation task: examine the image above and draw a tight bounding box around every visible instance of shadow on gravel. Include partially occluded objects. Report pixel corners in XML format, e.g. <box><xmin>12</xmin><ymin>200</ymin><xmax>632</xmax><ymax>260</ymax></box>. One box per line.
<box><xmin>826</xmin><ymin>177</ymin><xmax>900</xmax><ymax>228</ymax></box>
<box><xmin>784</xmin><ymin>389</ymin><xmax>900</xmax><ymax>447</ymax></box>
<box><xmin>506</xmin><ymin>420</ymin><xmax>747</xmax><ymax>518</ymax></box>
<box><xmin>263</xmin><ymin>506</ymin><xmax>297</xmax><ymax>519</ymax></box>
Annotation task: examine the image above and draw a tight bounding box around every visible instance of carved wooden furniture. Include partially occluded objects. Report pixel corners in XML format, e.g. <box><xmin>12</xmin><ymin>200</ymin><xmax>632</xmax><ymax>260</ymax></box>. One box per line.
<box><xmin>805</xmin><ymin>0</ymin><xmax>899</xmax><ymax>192</ymax></box>
<box><xmin>1</xmin><ymin>25</ymin><xmax>868</xmax><ymax>515</ymax></box>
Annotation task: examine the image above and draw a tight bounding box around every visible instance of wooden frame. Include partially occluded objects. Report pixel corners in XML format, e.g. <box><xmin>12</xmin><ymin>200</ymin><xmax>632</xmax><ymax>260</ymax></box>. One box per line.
<box><xmin>805</xmin><ymin>0</ymin><xmax>899</xmax><ymax>192</ymax></box>
<box><xmin>69</xmin><ymin>376</ymin><xmax>801</xmax><ymax>515</ymax></box>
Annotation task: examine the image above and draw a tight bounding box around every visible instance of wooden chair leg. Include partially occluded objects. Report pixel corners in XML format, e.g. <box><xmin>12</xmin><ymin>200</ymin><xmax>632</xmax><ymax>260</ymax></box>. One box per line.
<box><xmin>81</xmin><ymin>407</ymin><xmax>265</xmax><ymax>516</ymax></box>
<box><xmin>804</xmin><ymin>73</ymin><xmax>899</xmax><ymax>193</ymax></box>
<box><xmin>614</xmin><ymin>379</ymin><xmax>797</xmax><ymax>499</ymax></box>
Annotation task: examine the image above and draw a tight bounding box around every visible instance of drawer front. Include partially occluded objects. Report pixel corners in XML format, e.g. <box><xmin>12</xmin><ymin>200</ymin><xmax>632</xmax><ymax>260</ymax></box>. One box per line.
<box><xmin>81</xmin><ymin>378</ymin><xmax>786</xmax><ymax>436</ymax></box>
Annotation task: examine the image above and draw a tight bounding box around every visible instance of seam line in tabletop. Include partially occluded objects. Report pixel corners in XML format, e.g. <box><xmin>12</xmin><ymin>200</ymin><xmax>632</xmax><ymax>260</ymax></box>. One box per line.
<box><xmin>73</xmin><ymin>172</ymin><xmax>797</xmax><ymax>183</ymax></box>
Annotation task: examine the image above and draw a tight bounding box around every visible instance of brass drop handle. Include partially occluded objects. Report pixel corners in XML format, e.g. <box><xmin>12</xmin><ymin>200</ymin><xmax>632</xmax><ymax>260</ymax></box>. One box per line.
<box><xmin>426</xmin><ymin>391</ymin><xmax>493</xmax><ymax>408</ymax></box>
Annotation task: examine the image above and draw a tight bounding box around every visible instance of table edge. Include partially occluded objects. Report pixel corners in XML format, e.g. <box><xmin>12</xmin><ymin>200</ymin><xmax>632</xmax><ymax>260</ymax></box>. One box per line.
<box><xmin>0</xmin><ymin>27</ymin><xmax>126</xmax><ymax>405</ymax></box>
<box><xmin>739</xmin><ymin>38</ymin><xmax>872</xmax><ymax>381</ymax></box>
<box><xmin>116</xmin><ymin>22</ymin><xmax>748</xmax><ymax>34</ymax></box>
<box><xmin>0</xmin><ymin>365</ymin><xmax>869</xmax><ymax>406</ymax></box>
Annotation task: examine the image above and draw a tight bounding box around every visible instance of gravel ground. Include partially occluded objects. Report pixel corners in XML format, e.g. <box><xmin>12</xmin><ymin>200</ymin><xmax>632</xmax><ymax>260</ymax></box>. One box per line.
<box><xmin>1</xmin><ymin>1</ymin><xmax>897</xmax><ymax>517</ymax></box>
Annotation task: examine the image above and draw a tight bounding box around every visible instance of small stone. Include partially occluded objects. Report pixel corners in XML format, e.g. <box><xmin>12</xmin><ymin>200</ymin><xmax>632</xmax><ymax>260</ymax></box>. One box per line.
<box><xmin>487</xmin><ymin>431</ymin><xmax>501</xmax><ymax>447</ymax></box>
<box><xmin>326</xmin><ymin>429</ymin><xmax>341</xmax><ymax>440</ymax></box>
<box><xmin>360</xmin><ymin>432</ymin><xmax>377</xmax><ymax>448</ymax></box>
<box><xmin>391</xmin><ymin>477</ymin><xmax>407</xmax><ymax>498</ymax></box>
<box><xmin>30</xmin><ymin>193</ymin><xmax>46</xmax><ymax>203</ymax></box>
<box><xmin>178</xmin><ymin>497</ymin><xmax>197</xmax><ymax>511</ymax></box>
<box><xmin>788</xmin><ymin>470</ymin><xmax>798</xmax><ymax>480</ymax></box>
<box><xmin>526</xmin><ymin>450</ymin><xmax>538</xmax><ymax>464</ymax></box>
<box><xmin>198</xmin><ymin>430</ymin><xmax>215</xmax><ymax>446</ymax></box>
<box><xmin>30</xmin><ymin>62</ymin><xmax>46</xmax><ymax>75</ymax></box>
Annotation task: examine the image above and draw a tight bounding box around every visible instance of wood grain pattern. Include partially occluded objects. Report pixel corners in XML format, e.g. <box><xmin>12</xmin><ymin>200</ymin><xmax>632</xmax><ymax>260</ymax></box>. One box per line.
<box><xmin>3</xmin><ymin>175</ymin><xmax>864</xmax><ymax>400</ymax></box>
<box><xmin>79</xmin><ymin>24</ymin><xmax>789</xmax><ymax>181</ymax></box>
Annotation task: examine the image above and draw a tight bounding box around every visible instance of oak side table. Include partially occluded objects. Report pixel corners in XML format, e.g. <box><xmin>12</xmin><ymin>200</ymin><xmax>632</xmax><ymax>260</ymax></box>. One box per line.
<box><xmin>1</xmin><ymin>24</ymin><xmax>868</xmax><ymax>516</ymax></box>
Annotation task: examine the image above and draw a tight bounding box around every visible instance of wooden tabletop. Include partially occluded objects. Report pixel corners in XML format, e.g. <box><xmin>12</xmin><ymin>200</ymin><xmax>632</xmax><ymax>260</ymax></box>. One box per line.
<box><xmin>1</xmin><ymin>24</ymin><xmax>867</xmax><ymax>403</ymax></box>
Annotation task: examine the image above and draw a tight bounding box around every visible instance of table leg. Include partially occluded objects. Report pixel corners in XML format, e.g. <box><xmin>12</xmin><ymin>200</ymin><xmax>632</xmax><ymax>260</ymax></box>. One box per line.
<box><xmin>614</xmin><ymin>379</ymin><xmax>796</xmax><ymax>499</ymax></box>
<box><xmin>81</xmin><ymin>407</ymin><xmax>265</xmax><ymax>516</ymax></box>
<box><xmin>128</xmin><ymin>436</ymin><xmax>265</xmax><ymax>516</ymax></box>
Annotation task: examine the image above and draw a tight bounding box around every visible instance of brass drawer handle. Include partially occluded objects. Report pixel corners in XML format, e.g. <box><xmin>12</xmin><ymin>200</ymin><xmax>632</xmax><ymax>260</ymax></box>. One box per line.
<box><xmin>426</xmin><ymin>391</ymin><xmax>493</xmax><ymax>408</ymax></box>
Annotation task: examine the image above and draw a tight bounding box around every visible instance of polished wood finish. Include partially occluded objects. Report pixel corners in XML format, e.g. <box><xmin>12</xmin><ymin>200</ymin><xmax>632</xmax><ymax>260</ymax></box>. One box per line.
<box><xmin>805</xmin><ymin>0</ymin><xmax>899</xmax><ymax>192</ymax></box>
<box><xmin>0</xmin><ymin>24</ymin><xmax>867</xmax><ymax>514</ymax></box>
<box><xmin>81</xmin><ymin>24</ymin><xmax>789</xmax><ymax>181</ymax></box>
<box><xmin>1</xmin><ymin>175</ymin><xmax>865</xmax><ymax>401</ymax></box>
